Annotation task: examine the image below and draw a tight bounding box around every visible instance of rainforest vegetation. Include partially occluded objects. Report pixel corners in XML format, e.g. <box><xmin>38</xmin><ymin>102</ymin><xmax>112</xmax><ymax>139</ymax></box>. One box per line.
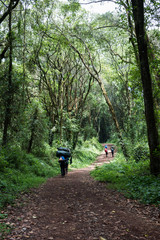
<box><xmin>0</xmin><ymin>0</ymin><xmax>160</xmax><ymax>211</ymax></box>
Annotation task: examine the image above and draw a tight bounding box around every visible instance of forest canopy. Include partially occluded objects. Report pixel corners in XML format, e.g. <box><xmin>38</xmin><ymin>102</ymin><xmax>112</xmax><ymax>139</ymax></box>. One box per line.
<box><xmin>0</xmin><ymin>0</ymin><xmax>160</xmax><ymax>175</ymax></box>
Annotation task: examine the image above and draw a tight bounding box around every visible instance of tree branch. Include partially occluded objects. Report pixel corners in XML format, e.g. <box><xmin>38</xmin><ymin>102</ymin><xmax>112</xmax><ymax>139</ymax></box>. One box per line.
<box><xmin>0</xmin><ymin>0</ymin><xmax>8</xmax><ymax>7</ymax></box>
<box><xmin>0</xmin><ymin>44</ymin><xmax>9</xmax><ymax>62</ymax></box>
<box><xmin>0</xmin><ymin>0</ymin><xmax>20</xmax><ymax>25</ymax></box>
<box><xmin>80</xmin><ymin>0</ymin><xmax>116</xmax><ymax>5</ymax></box>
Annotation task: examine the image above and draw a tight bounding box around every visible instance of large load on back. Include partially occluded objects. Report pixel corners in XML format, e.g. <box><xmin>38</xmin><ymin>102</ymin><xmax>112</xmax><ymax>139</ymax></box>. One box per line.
<box><xmin>56</xmin><ymin>147</ymin><xmax>71</xmax><ymax>157</ymax></box>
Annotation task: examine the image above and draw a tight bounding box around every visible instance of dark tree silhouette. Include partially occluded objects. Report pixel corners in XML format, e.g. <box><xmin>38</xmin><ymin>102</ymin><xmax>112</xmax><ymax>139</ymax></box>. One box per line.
<box><xmin>131</xmin><ymin>0</ymin><xmax>160</xmax><ymax>176</ymax></box>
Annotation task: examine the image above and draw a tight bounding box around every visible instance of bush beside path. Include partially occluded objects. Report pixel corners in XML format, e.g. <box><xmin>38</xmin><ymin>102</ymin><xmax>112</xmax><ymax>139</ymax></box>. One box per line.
<box><xmin>2</xmin><ymin>144</ymin><xmax>160</xmax><ymax>240</ymax></box>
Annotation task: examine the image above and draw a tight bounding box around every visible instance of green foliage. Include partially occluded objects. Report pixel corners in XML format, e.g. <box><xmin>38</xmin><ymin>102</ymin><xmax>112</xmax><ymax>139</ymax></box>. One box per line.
<box><xmin>61</xmin><ymin>1</ymin><xmax>80</xmax><ymax>14</ymax></box>
<box><xmin>83</xmin><ymin>137</ymin><xmax>103</xmax><ymax>151</ymax></box>
<box><xmin>0</xmin><ymin>223</ymin><xmax>11</xmax><ymax>240</ymax></box>
<box><xmin>71</xmin><ymin>150</ymin><xmax>96</xmax><ymax>168</ymax></box>
<box><xmin>2</xmin><ymin>147</ymin><xmax>24</xmax><ymax>169</ymax></box>
<box><xmin>91</xmin><ymin>153</ymin><xmax>160</xmax><ymax>205</ymax></box>
<box><xmin>132</xmin><ymin>143</ymin><xmax>150</xmax><ymax>162</ymax></box>
<box><xmin>71</xmin><ymin>137</ymin><xmax>103</xmax><ymax>168</ymax></box>
<box><xmin>0</xmin><ymin>138</ymin><xmax>101</xmax><ymax>209</ymax></box>
<box><xmin>0</xmin><ymin>0</ymin><xmax>159</xmax><ymax>213</ymax></box>
<box><xmin>0</xmin><ymin>154</ymin><xmax>8</xmax><ymax>172</ymax></box>
<box><xmin>115</xmin><ymin>138</ymin><xmax>149</xmax><ymax>163</ymax></box>
<box><xmin>120</xmin><ymin>141</ymin><xmax>150</xmax><ymax>162</ymax></box>
<box><xmin>0</xmin><ymin>213</ymin><xmax>11</xmax><ymax>239</ymax></box>
<box><xmin>21</xmin><ymin>101</ymin><xmax>49</xmax><ymax>153</ymax></box>
<box><xmin>0</xmin><ymin>147</ymin><xmax>60</xmax><ymax>209</ymax></box>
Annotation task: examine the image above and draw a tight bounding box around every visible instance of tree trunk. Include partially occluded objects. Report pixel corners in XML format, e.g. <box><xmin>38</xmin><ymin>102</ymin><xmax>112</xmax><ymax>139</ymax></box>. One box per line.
<box><xmin>22</xmin><ymin>1</ymin><xmax>27</xmax><ymax>105</ymax></box>
<box><xmin>27</xmin><ymin>108</ymin><xmax>38</xmax><ymax>153</ymax></box>
<box><xmin>2</xmin><ymin>1</ymin><xmax>13</xmax><ymax>146</ymax></box>
<box><xmin>60</xmin><ymin>82</ymin><xmax>64</xmax><ymax>145</ymax></box>
<box><xmin>72</xmin><ymin>131</ymin><xmax>79</xmax><ymax>150</ymax></box>
<box><xmin>49</xmin><ymin>130</ymin><xmax>54</xmax><ymax>147</ymax></box>
<box><xmin>131</xmin><ymin>0</ymin><xmax>160</xmax><ymax>176</ymax></box>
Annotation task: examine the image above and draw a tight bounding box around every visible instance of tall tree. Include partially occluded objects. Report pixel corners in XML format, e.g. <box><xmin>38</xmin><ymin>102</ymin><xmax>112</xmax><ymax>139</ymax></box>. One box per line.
<box><xmin>2</xmin><ymin>0</ymin><xmax>13</xmax><ymax>146</ymax></box>
<box><xmin>131</xmin><ymin>0</ymin><xmax>160</xmax><ymax>176</ymax></box>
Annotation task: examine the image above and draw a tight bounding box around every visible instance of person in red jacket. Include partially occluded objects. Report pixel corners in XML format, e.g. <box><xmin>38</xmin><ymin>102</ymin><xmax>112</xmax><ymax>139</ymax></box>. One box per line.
<box><xmin>104</xmin><ymin>146</ymin><xmax>108</xmax><ymax>157</ymax></box>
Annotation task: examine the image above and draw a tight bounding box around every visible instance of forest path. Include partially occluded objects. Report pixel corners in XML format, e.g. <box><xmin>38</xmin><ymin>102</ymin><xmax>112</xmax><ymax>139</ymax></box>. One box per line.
<box><xmin>3</xmin><ymin>144</ymin><xmax>160</xmax><ymax>240</ymax></box>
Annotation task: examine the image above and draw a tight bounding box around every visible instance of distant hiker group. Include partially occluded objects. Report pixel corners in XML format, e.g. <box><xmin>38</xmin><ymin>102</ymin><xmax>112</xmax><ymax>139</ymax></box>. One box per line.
<box><xmin>104</xmin><ymin>144</ymin><xmax>114</xmax><ymax>157</ymax></box>
<box><xmin>56</xmin><ymin>147</ymin><xmax>72</xmax><ymax>177</ymax></box>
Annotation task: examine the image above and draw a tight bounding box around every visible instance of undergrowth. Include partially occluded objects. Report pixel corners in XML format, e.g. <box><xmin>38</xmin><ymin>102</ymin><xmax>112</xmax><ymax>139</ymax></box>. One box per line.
<box><xmin>0</xmin><ymin>151</ymin><xmax>60</xmax><ymax>209</ymax></box>
<box><xmin>71</xmin><ymin>137</ymin><xmax>103</xmax><ymax>169</ymax></box>
<box><xmin>0</xmin><ymin>213</ymin><xmax>11</xmax><ymax>238</ymax></box>
<box><xmin>0</xmin><ymin>137</ymin><xmax>102</xmax><ymax>238</ymax></box>
<box><xmin>0</xmin><ymin>137</ymin><xmax>102</xmax><ymax>210</ymax></box>
<box><xmin>91</xmin><ymin>153</ymin><xmax>160</xmax><ymax>206</ymax></box>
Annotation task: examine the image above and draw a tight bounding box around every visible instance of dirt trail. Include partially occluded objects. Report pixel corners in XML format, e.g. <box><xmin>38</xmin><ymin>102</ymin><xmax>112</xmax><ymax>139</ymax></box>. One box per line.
<box><xmin>3</xmin><ymin>144</ymin><xmax>160</xmax><ymax>240</ymax></box>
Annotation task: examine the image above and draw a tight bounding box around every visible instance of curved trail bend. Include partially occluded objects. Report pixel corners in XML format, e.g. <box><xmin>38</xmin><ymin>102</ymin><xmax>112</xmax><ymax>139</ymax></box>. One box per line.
<box><xmin>3</xmin><ymin>144</ymin><xmax>160</xmax><ymax>240</ymax></box>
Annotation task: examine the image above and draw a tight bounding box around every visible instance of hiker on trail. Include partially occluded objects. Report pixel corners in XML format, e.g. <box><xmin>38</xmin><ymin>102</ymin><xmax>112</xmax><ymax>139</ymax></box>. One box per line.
<box><xmin>111</xmin><ymin>146</ymin><xmax>114</xmax><ymax>157</ymax></box>
<box><xmin>56</xmin><ymin>147</ymin><xmax>72</xmax><ymax>177</ymax></box>
<box><xmin>59</xmin><ymin>156</ymin><xmax>67</xmax><ymax>177</ymax></box>
<box><xmin>104</xmin><ymin>145</ymin><xmax>108</xmax><ymax>157</ymax></box>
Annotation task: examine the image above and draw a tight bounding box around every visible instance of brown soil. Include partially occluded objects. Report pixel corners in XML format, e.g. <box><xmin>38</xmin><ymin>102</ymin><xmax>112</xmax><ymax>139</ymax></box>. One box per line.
<box><xmin>2</xmin><ymin>144</ymin><xmax>160</xmax><ymax>240</ymax></box>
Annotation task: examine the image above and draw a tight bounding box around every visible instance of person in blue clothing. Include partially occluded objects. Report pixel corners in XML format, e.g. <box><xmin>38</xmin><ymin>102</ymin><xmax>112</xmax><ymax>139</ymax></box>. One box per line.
<box><xmin>59</xmin><ymin>156</ymin><xmax>67</xmax><ymax>177</ymax></box>
<box><xmin>59</xmin><ymin>155</ymin><xmax>72</xmax><ymax>177</ymax></box>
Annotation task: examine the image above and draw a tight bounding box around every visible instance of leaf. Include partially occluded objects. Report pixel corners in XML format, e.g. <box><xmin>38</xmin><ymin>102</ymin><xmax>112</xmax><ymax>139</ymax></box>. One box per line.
<box><xmin>99</xmin><ymin>237</ymin><xmax>107</xmax><ymax>240</ymax></box>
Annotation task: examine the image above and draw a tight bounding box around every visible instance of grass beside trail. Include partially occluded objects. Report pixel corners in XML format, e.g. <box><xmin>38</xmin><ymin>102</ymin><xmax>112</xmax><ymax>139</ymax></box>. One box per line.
<box><xmin>0</xmin><ymin>151</ymin><xmax>59</xmax><ymax>238</ymax></box>
<box><xmin>91</xmin><ymin>153</ymin><xmax>160</xmax><ymax>206</ymax></box>
<box><xmin>71</xmin><ymin>138</ymin><xmax>103</xmax><ymax>169</ymax></box>
<box><xmin>0</xmin><ymin>138</ymin><xmax>102</xmax><ymax>238</ymax></box>
<box><xmin>0</xmin><ymin>138</ymin><xmax>102</xmax><ymax>209</ymax></box>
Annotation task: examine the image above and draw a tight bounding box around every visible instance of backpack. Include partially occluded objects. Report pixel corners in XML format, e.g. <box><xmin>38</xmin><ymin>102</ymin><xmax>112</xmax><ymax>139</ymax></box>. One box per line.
<box><xmin>105</xmin><ymin>148</ymin><xmax>108</xmax><ymax>153</ymax></box>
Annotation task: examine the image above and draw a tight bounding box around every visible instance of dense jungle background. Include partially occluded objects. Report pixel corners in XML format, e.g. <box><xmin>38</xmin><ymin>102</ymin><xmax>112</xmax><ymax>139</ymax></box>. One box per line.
<box><xmin>0</xmin><ymin>0</ymin><xmax>160</xmax><ymax>225</ymax></box>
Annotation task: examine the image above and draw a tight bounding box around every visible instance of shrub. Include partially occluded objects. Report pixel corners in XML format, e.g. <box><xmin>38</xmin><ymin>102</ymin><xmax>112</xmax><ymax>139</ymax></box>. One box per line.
<box><xmin>91</xmin><ymin>153</ymin><xmax>160</xmax><ymax>206</ymax></box>
<box><xmin>132</xmin><ymin>143</ymin><xmax>149</xmax><ymax>162</ymax></box>
<box><xmin>71</xmin><ymin>137</ymin><xmax>102</xmax><ymax>169</ymax></box>
<box><xmin>3</xmin><ymin>147</ymin><xmax>24</xmax><ymax>169</ymax></box>
<box><xmin>0</xmin><ymin>222</ymin><xmax>11</xmax><ymax>239</ymax></box>
<box><xmin>0</xmin><ymin>154</ymin><xmax>8</xmax><ymax>172</ymax></box>
<box><xmin>0</xmin><ymin>151</ymin><xmax>59</xmax><ymax>209</ymax></box>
